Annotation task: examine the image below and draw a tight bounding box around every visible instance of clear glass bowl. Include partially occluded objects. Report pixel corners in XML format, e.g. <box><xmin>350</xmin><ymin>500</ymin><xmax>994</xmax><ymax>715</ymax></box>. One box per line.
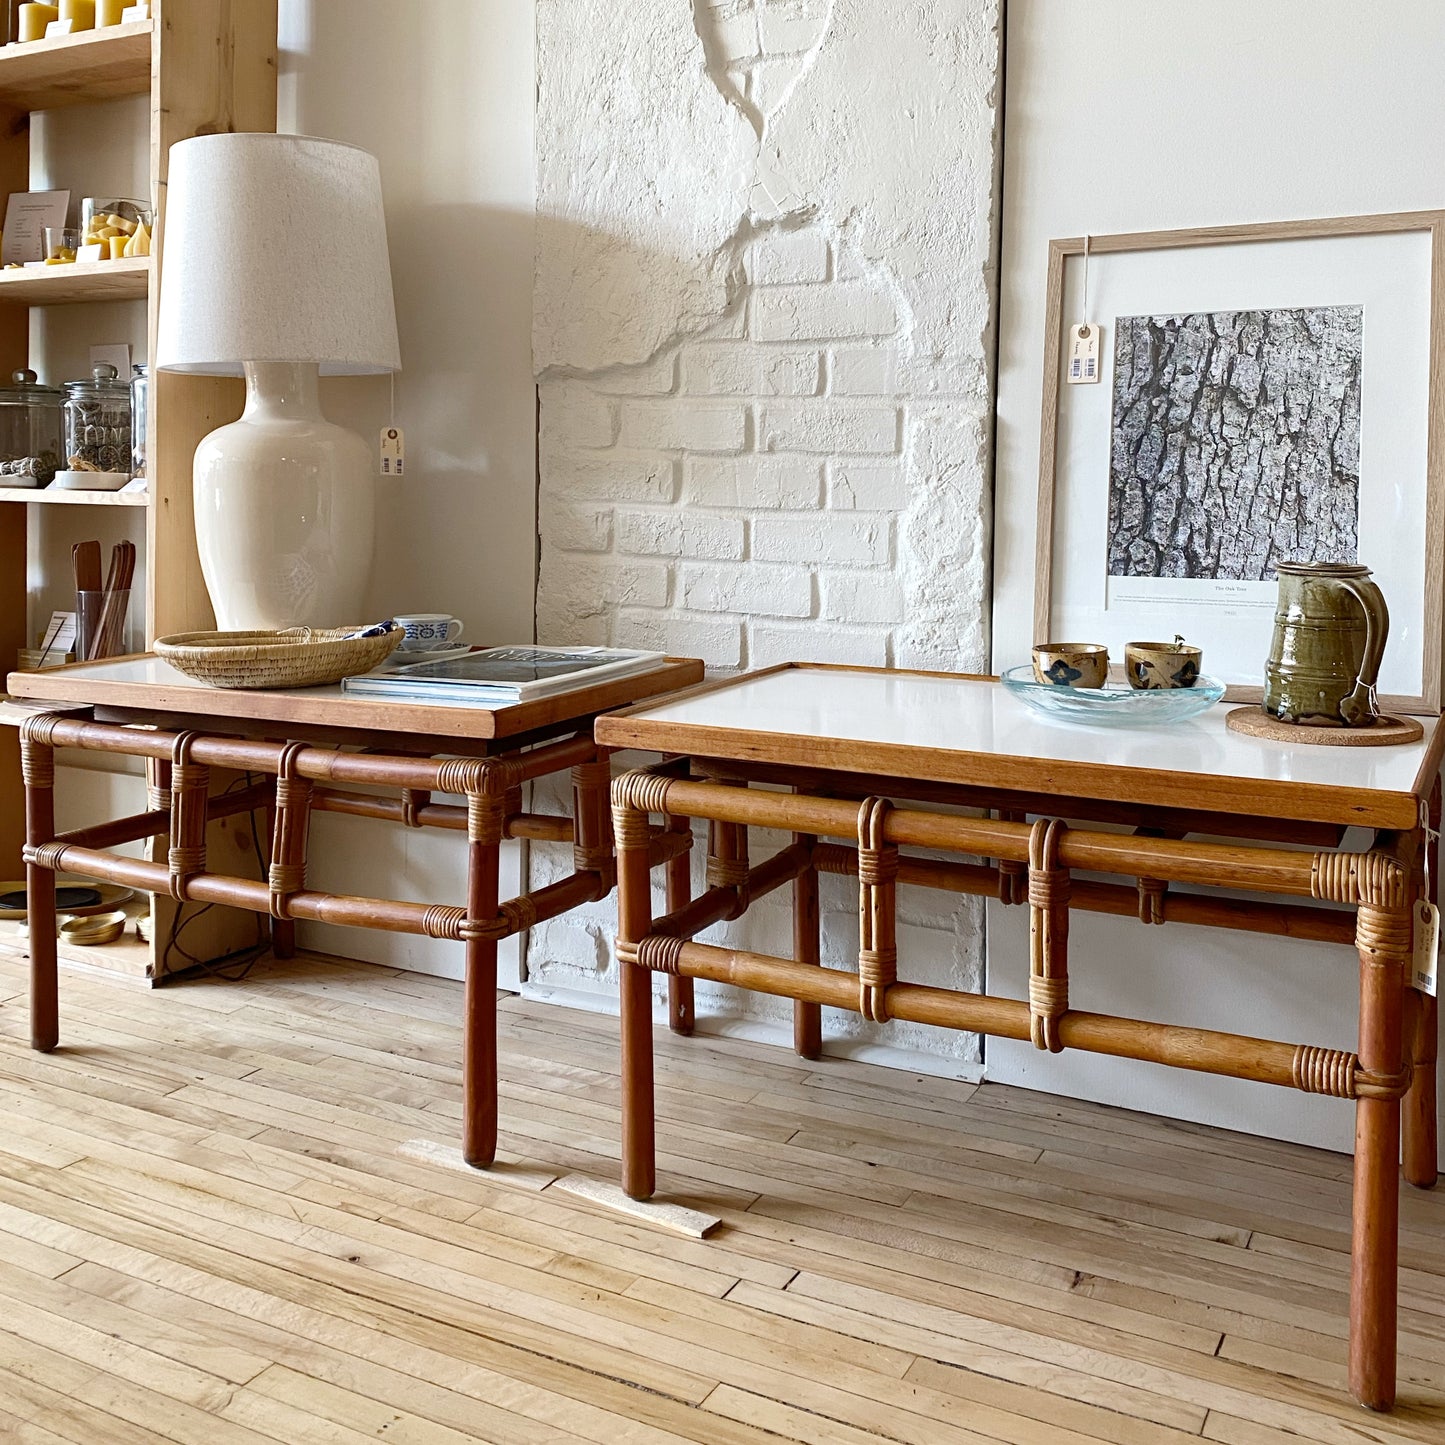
<box><xmin>1001</xmin><ymin>666</ymin><xmax>1227</xmax><ymax>727</ymax></box>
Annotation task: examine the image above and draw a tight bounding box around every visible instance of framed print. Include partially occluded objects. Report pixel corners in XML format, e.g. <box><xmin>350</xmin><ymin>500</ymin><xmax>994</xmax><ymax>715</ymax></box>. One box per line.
<box><xmin>1034</xmin><ymin>212</ymin><xmax>1445</xmax><ymax>713</ymax></box>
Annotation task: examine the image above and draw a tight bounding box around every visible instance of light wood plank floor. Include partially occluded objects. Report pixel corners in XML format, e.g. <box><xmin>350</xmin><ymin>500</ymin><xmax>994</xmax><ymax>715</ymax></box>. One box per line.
<box><xmin>0</xmin><ymin>946</ymin><xmax>1441</xmax><ymax>1444</ymax></box>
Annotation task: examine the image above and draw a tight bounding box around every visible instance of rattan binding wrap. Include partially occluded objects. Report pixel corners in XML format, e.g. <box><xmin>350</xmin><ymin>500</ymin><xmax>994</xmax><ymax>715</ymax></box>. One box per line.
<box><xmin>154</xmin><ymin>626</ymin><xmax>404</xmax><ymax>690</ymax></box>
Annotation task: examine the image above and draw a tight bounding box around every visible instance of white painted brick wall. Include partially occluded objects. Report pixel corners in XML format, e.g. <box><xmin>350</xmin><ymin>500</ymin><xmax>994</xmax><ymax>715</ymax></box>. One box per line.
<box><xmin>534</xmin><ymin>0</ymin><xmax>1000</xmax><ymax>1068</ymax></box>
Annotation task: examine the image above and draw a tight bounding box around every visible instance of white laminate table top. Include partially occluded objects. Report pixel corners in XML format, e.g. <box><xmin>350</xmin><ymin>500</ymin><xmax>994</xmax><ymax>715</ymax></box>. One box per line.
<box><xmin>597</xmin><ymin>664</ymin><xmax>1443</xmax><ymax>827</ymax></box>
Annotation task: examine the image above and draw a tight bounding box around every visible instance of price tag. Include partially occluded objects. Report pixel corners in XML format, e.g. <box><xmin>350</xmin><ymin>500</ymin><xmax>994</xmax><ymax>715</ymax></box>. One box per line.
<box><xmin>1066</xmin><ymin>323</ymin><xmax>1102</xmax><ymax>385</ymax></box>
<box><xmin>45</xmin><ymin>19</ymin><xmax>75</xmax><ymax>36</ymax></box>
<box><xmin>1413</xmin><ymin>898</ymin><xmax>1439</xmax><ymax>997</ymax></box>
<box><xmin>121</xmin><ymin>3</ymin><xmax>151</xmax><ymax>20</ymax></box>
<box><xmin>379</xmin><ymin>427</ymin><xmax>405</xmax><ymax>478</ymax></box>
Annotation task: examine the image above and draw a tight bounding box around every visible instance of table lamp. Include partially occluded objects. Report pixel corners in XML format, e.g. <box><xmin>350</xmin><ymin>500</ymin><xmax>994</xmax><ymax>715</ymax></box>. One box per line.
<box><xmin>156</xmin><ymin>133</ymin><xmax>401</xmax><ymax>630</ymax></box>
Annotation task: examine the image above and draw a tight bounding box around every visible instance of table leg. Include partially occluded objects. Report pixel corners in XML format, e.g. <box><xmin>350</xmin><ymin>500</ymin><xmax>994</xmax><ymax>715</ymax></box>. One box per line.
<box><xmin>665</xmin><ymin>821</ymin><xmax>693</xmax><ymax>1036</ymax></box>
<box><xmin>22</xmin><ymin>730</ymin><xmax>57</xmax><ymax>1053</ymax></box>
<box><xmin>617</xmin><ymin>802</ymin><xmax>656</xmax><ymax>1201</ymax></box>
<box><xmin>793</xmin><ymin>831</ymin><xmax>821</xmax><ymax>1060</ymax></box>
<box><xmin>1404</xmin><ymin>780</ymin><xmax>1439</xmax><ymax>1189</ymax></box>
<box><xmin>1350</xmin><ymin>899</ymin><xmax>1409</xmax><ymax>1411</ymax></box>
<box><xmin>265</xmin><ymin>779</ymin><xmax>297</xmax><ymax>961</ymax></box>
<box><xmin>462</xmin><ymin>830</ymin><xmax>500</xmax><ymax>1168</ymax></box>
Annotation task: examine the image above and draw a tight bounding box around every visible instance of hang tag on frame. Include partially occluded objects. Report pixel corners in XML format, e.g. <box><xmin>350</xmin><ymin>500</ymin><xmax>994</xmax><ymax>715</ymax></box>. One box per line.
<box><xmin>379</xmin><ymin>427</ymin><xmax>405</xmax><ymax>478</ymax></box>
<box><xmin>1066</xmin><ymin>323</ymin><xmax>1102</xmax><ymax>385</ymax></box>
<box><xmin>1413</xmin><ymin>898</ymin><xmax>1439</xmax><ymax>997</ymax></box>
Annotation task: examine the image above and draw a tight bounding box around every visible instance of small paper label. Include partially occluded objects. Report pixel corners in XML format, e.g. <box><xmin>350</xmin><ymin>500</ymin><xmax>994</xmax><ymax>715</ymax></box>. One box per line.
<box><xmin>77</xmin><ymin>243</ymin><xmax>104</xmax><ymax>263</ymax></box>
<box><xmin>121</xmin><ymin>2</ymin><xmax>150</xmax><ymax>20</ymax></box>
<box><xmin>1066</xmin><ymin>322</ymin><xmax>1102</xmax><ymax>384</ymax></box>
<box><xmin>45</xmin><ymin>19</ymin><xmax>75</xmax><ymax>36</ymax></box>
<box><xmin>1413</xmin><ymin>899</ymin><xmax>1439</xmax><ymax>997</ymax></box>
<box><xmin>379</xmin><ymin>427</ymin><xmax>405</xmax><ymax>477</ymax></box>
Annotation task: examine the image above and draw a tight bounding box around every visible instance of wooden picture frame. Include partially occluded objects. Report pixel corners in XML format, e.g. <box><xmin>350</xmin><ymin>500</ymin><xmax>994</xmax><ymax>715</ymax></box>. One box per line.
<box><xmin>1034</xmin><ymin>211</ymin><xmax>1445</xmax><ymax>713</ymax></box>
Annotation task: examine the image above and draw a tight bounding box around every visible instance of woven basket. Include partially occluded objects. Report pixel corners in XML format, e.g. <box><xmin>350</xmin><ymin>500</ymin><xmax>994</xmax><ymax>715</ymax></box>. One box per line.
<box><xmin>154</xmin><ymin>626</ymin><xmax>404</xmax><ymax>690</ymax></box>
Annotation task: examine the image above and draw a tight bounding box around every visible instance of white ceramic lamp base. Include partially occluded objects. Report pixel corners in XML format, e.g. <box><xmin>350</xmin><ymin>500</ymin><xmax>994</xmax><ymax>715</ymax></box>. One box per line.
<box><xmin>193</xmin><ymin>361</ymin><xmax>375</xmax><ymax>630</ymax></box>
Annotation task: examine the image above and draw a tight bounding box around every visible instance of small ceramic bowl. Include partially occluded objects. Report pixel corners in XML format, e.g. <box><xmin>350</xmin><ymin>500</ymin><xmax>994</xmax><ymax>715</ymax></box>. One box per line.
<box><xmin>1125</xmin><ymin>638</ymin><xmax>1202</xmax><ymax>690</ymax></box>
<box><xmin>60</xmin><ymin>909</ymin><xmax>127</xmax><ymax>946</ymax></box>
<box><xmin>1031</xmin><ymin>643</ymin><xmax>1109</xmax><ymax>689</ymax></box>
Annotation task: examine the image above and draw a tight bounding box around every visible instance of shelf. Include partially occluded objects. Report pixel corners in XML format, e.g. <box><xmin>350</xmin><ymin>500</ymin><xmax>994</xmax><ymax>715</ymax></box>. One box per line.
<box><xmin>0</xmin><ymin>21</ymin><xmax>153</xmax><ymax>111</ymax></box>
<box><xmin>0</xmin><ymin>256</ymin><xmax>149</xmax><ymax>305</ymax></box>
<box><xmin>0</xmin><ymin>485</ymin><xmax>147</xmax><ymax>505</ymax></box>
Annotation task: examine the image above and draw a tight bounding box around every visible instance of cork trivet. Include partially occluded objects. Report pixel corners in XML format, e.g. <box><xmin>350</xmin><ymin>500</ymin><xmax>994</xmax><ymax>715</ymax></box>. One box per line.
<box><xmin>1226</xmin><ymin>706</ymin><xmax>1424</xmax><ymax>747</ymax></box>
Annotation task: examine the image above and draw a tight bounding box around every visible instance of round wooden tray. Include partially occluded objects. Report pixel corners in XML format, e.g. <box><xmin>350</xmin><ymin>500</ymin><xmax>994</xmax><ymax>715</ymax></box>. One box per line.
<box><xmin>1225</xmin><ymin>706</ymin><xmax>1424</xmax><ymax>747</ymax></box>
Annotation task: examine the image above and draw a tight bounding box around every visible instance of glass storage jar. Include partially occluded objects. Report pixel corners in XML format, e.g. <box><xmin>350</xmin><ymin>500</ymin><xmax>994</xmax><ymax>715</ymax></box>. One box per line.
<box><xmin>0</xmin><ymin>370</ymin><xmax>61</xmax><ymax>489</ymax></box>
<box><xmin>130</xmin><ymin>362</ymin><xmax>147</xmax><ymax>478</ymax></box>
<box><xmin>62</xmin><ymin>362</ymin><xmax>132</xmax><ymax>478</ymax></box>
<box><xmin>80</xmin><ymin>196</ymin><xmax>152</xmax><ymax>260</ymax></box>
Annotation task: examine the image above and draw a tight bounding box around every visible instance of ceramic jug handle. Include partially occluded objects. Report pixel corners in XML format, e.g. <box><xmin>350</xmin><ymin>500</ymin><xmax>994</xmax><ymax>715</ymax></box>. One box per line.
<box><xmin>1337</xmin><ymin>575</ymin><xmax>1389</xmax><ymax>725</ymax></box>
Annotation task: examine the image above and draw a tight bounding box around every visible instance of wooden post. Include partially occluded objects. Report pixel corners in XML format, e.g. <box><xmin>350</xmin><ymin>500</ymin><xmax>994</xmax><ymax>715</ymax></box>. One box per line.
<box><xmin>613</xmin><ymin>773</ymin><xmax>663</xmax><ymax>1200</ymax></box>
<box><xmin>666</xmin><ymin>812</ymin><xmax>694</xmax><ymax>1035</ymax></box>
<box><xmin>20</xmin><ymin>722</ymin><xmax>58</xmax><ymax>1052</ymax></box>
<box><xmin>793</xmin><ymin>826</ymin><xmax>821</xmax><ymax>1060</ymax></box>
<box><xmin>459</xmin><ymin>762</ymin><xmax>510</xmax><ymax>1169</ymax></box>
<box><xmin>1350</xmin><ymin>895</ymin><xmax>1411</xmax><ymax>1411</ymax></box>
<box><xmin>1403</xmin><ymin>779</ymin><xmax>1439</xmax><ymax>1189</ymax></box>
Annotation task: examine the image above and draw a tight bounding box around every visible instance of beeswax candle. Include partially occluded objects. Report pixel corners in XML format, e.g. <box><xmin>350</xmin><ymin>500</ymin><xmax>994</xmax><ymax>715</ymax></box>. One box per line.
<box><xmin>96</xmin><ymin>0</ymin><xmax>125</xmax><ymax>23</ymax></box>
<box><xmin>17</xmin><ymin>3</ymin><xmax>59</xmax><ymax>41</ymax></box>
<box><xmin>58</xmin><ymin>0</ymin><xmax>94</xmax><ymax>29</ymax></box>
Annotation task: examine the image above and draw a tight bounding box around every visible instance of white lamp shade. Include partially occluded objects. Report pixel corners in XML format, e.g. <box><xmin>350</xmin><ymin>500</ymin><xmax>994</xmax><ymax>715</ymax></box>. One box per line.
<box><xmin>156</xmin><ymin>133</ymin><xmax>401</xmax><ymax>375</ymax></box>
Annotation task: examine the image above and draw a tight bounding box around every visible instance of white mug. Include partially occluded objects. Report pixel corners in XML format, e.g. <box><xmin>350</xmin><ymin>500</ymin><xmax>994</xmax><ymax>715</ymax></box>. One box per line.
<box><xmin>395</xmin><ymin>613</ymin><xmax>464</xmax><ymax>651</ymax></box>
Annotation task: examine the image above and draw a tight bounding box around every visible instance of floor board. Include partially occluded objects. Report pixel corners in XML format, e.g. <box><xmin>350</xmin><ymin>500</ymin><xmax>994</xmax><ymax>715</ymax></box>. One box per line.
<box><xmin>0</xmin><ymin>946</ymin><xmax>1441</xmax><ymax>1443</ymax></box>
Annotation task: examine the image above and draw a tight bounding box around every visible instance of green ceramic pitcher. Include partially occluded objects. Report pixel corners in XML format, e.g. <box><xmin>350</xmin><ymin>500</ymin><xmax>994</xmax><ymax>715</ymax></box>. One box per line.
<box><xmin>1263</xmin><ymin>562</ymin><xmax>1388</xmax><ymax>727</ymax></box>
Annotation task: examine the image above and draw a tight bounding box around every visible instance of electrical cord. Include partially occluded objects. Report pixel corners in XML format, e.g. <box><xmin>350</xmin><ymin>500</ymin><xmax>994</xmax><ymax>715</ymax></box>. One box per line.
<box><xmin>160</xmin><ymin>770</ymin><xmax>273</xmax><ymax>981</ymax></box>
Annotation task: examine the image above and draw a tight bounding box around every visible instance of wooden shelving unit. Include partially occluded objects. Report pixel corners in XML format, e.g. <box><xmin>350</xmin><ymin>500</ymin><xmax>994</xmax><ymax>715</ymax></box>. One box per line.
<box><xmin>0</xmin><ymin>484</ymin><xmax>148</xmax><ymax>506</ymax></box>
<box><xmin>0</xmin><ymin>2</ymin><xmax>279</xmax><ymax>977</ymax></box>
<box><xmin>0</xmin><ymin>255</ymin><xmax>149</xmax><ymax>304</ymax></box>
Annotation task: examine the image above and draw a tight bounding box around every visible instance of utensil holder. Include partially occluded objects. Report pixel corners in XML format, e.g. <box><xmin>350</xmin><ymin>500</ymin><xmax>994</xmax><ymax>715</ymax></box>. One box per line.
<box><xmin>77</xmin><ymin>588</ymin><xmax>129</xmax><ymax>661</ymax></box>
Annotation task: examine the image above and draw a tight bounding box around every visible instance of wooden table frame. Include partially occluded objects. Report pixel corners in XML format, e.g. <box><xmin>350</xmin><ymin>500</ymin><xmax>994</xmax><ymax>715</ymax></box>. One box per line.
<box><xmin>601</xmin><ymin>681</ymin><xmax>1442</xmax><ymax>1413</ymax></box>
<box><xmin>13</xmin><ymin>675</ymin><xmax>696</xmax><ymax>1168</ymax></box>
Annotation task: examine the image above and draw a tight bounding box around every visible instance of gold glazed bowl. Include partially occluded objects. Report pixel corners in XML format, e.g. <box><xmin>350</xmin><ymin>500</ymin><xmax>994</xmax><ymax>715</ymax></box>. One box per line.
<box><xmin>1031</xmin><ymin>642</ymin><xmax>1109</xmax><ymax>689</ymax></box>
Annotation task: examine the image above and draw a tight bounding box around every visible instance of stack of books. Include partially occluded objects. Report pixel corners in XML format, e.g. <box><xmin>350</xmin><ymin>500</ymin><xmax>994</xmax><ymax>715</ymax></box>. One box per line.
<box><xmin>341</xmin><ymin>645</ymin><xmax>668</xmax><ymax>706</ymax></box>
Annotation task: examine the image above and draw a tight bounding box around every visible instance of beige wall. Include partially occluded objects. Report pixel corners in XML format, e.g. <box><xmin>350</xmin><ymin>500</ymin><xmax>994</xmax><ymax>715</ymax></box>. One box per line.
<box><xmin>279</xmin><ymin>0</ymin><xmax>537</xmax><ymax>981</ymax></box>
<box><xmin>992</xmin><ymin>0</ymin><xmax>1445</xmax><ymax>1149</ymax></box>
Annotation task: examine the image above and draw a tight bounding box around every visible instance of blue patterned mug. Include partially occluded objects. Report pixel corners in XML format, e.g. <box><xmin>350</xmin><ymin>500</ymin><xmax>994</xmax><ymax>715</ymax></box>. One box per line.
<box><xmin>395</xmin><ymin>613</ymin><xmax>464</xmax><ymax>652</ymax></box>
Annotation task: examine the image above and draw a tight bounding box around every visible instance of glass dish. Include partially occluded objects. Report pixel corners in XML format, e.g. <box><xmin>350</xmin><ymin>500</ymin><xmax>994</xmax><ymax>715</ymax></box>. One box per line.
<box><xmin>1001</xmin><ymin>665</ymin><xmax>1227</xmax><ymax>727</ymax></box>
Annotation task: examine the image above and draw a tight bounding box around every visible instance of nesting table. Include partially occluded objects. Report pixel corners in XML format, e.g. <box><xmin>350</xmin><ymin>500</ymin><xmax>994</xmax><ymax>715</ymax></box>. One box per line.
<box><xmin>596</xmin><ymin>662</ymin><xmax>1444</xmax><ymax>1413</ymax></box>
<box><xmin>5</xmin><ymin>651</ymin><xmax>703</xmax><ymax>1170</ymax></box>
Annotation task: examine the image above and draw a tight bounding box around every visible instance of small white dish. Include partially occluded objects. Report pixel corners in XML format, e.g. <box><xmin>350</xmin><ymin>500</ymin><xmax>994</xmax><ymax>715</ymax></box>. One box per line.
<box><xmin>52</xmin><ymin>469</ymin><xmax>131</xmax><ymax>491</ymax></box>
<box><xmin>381</xmin><ymin>640</ymin><xmax>471</xmax><ymax>666</ymax></box>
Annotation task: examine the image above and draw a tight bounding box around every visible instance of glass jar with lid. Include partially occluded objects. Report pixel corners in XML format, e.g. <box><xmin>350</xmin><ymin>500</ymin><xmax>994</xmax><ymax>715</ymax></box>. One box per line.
<box><xmin>130</xmin><ymin>362</ymin><xmax>147</xmax><ymax>478</ymax></box>
<box><xmin>0</xmin><ymin>369</ymin><xmax>61</xmax><ymax>490</ymax></box>
<box><xmin>62</xmin><ymin>362</ymin><xmax>132</xmax><ymax>481</ymax></box>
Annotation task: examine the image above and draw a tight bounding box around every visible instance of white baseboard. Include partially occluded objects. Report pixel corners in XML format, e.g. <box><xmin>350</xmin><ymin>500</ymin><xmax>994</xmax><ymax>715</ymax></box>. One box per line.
<box><xmin>516</xmin><ymin>980</ymin><xmax>986</xmax><ymax>1084</ymax></box>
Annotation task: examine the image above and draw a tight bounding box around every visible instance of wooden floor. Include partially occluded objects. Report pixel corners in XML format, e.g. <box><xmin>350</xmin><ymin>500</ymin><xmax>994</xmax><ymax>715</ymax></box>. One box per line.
<box><xmin>0</xmin><ymin>950</ymin><xmax>1442</xmax><ymax>1445</ymax></box>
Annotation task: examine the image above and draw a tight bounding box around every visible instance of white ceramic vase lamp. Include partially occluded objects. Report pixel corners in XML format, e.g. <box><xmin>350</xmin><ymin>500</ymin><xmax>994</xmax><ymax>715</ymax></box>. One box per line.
<box><xmin>155</xmin><ymin>134</ymin><xmax>401</xmax><ymax>629</ymax></box>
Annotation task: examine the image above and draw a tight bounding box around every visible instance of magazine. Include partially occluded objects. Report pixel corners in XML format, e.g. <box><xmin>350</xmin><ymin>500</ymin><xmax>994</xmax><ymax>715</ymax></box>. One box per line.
<box><xmin>341</xmin><ymin>645</ymin><xmax>667</xmax><ymax>705</ymax></box>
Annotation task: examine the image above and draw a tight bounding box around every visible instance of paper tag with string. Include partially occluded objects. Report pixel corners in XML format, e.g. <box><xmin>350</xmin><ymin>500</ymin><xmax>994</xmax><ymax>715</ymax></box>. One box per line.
<box><xmin>1066</xmin><ymin>234</ymin><xmax>1103</xmax><ymax>385</ymax></box>
<box><xmin>1414</xmin><ymin>800</ymin><xmax>1439</xmax><ymax>997</ymax></box>
<box><xmin>379</xmin><ymin>373</ymin><xmax>405</xmax><ymax>477</ymax></box>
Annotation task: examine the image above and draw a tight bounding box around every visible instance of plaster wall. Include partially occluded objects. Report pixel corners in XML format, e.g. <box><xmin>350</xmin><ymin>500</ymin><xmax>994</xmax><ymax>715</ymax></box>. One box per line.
<box><xmin>277</xmin><ymin>0</ymin><xmax>537</xmax><ymax>981</ymax></box>
<box><xmin>529</xmin><ymin>0</ymin><xmax>1002</xmax><ymax>1067</ymax></box>
<box><xmin>993</xmin><ymin>0</ymin><xmax>1445</xmax><ymax>1148</ymax></box>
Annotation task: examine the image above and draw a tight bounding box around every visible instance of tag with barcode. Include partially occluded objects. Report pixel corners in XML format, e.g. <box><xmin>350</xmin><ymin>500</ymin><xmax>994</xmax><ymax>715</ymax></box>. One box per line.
<box><xmin>379</xmin><ymin>427</ymin><xmax>405</xmax><ymax>477</ymax></box>
<box><xmin>1413</xmin><ymin>899</ymin><xmax>1439</xmax><ymax>996</ymax></box>
<box><xmin>1066</xmin><ymin>323</ymin><xmax>1102</xmax><ymax>384</ymax></box>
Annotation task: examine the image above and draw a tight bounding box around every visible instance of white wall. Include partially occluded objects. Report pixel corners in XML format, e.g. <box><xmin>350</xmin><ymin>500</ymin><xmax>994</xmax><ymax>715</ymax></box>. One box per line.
<box><xmin>992</xmin><ymin>0</ymin><xmax>1445</xmax><ymax>1149</ymax></box>
<box><xmin>278</xmin><ymin>0</ymin><xmax>537</xmax><ymax>980</ymax></box>
<box><xmin>525</xmin><ymin>0</ymin><xmax>1002</xmax><ymax>1070</ymax></box>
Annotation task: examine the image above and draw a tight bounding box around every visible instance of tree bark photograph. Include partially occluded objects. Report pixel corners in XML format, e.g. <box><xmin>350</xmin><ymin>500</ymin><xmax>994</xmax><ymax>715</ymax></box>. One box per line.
<box><xmin>1107</xmin><ymin>304</ymin><xmax>1362</xmax><ymax>582</ymax></box>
